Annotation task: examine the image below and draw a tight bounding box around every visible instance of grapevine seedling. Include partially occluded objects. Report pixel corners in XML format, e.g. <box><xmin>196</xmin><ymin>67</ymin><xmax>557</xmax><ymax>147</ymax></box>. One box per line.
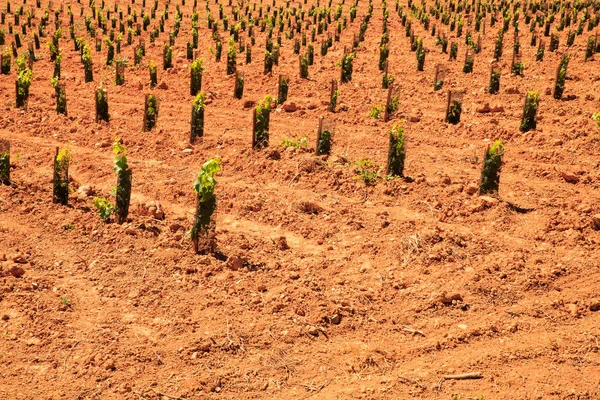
<box><xmin>95</xmin><ymin>86</ymin><xmax>109</xmax><ymax>122</ymax></box>
<box><xmin>149</xmin><ymin>60</ymin><xmax>157</xmax><ymax>87</ymax></box>
<box><xmin>190</xmin><ymin>58</ymin><xmax>205</xmax><ymax>96</ymax></box>
<box><xmin>226</xmin><ymin>38</ymin><xmax>236</xmax><ymax>74</ymax></box>
<box><xmin>520</xmin><ymin>90</ymin><xmax>540</xmax><ymax>132</ymax></box>
<box><xmin>479</xmin><ymin>140</ymin><xmax>504</xmax><ymax>194</ymax></box>
<box><xmin>143</xmin><ymin>94</ymin><xmax>158</xmax><ymax>131</ymax></box>
<box><xmin>340</xmin><ymin>51</ymin><xmax>355</xmax><ymax>83</ymax></box>
<box><xmin>447</xmin><ymin>101</ymin><xmax>462</xmax><ymax>124</ymax></box>
<box><xmin>553</xmin><ymin>54</ymin><xmax>570</xmax><ymax>100</ymax></box>
<box><xmin>253</xmin><ymin>95</ymin><xmax>272</xmax><ymax>149</ymax></box>
<box><xmin>190</xmin><ymin>92</ymin><xmax>206</xmax><ymax>143</ymax></box>
<box><xmin>316</xmin><ymin>117</ymin><xmax>334</xmax><ymax>156</ymax></box>
<box><xmin>489</xmin><ymin>67</ymin><xmax>501</xmax><ymax>94</ymax></box>
<box><xmin>299</xmin><ymin>54</ymin><xmax>309</xmax><ymax>78</ymax></box>
<box><xmin>277</xmin><ymin>75</ymin><xmax>289</xmax><ymax>104</ymax></box>
<box><xmin>53</xmin><ymin>147</ymin><xmax>73</xmax><ymax>205</ymax></box>
<box><xmin>113</xmin><ymin>138</ymin><xmax>132</xmax><ymax>224</ymax></box>
<box><xmin>163</xmin><ymin>43</ymin><xmax>172</xmax><ymax>69</ymax></box>
<box><xmin>190</xmin><ymin>158</ymin><xmax>220</xmax><ymax>253</ymax></box>
<box><xmin>0</xmin><ymin>140</ymin><xmax>9</xmax><ymax>185</ymax></box>
<box><xmin>115</xmin><ymin>57</ymin><xmax>126</xmax><ymax>86</ymax></box>
<box><xmin>386</xmin><ymin>123</ymin><xmax>405</xmax><ymax>177</ymax></box>
<box><xmin>82</xmin><ymin>43</ymin><xmax>93</xmax><ymax>82</ymax></box>
<box><xmin>234</xmin><ymin>72</ymin><xmax>244</xmax><ymax>99</ymax></box>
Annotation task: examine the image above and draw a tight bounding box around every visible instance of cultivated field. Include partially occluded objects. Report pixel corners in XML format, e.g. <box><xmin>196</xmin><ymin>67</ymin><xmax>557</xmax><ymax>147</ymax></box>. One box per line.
<box><xmin>1</xmin><ymin>0</ymin><xmax>600</xmax><ymax>398</ymax></box>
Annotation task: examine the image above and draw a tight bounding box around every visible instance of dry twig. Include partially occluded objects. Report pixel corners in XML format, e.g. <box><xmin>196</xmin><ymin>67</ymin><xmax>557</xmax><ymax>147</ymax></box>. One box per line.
<box><xmin>436</xmin><ymin>372</ymin><xmax>483</xmax><ymax>391</ymax></box>
<box><xmin>151</xmin><ymin>389</ymin><xmax>187</xmax><ymax>400</ymax></box>
<box><xmin>402</xmin><ymin>325</ymin><xmax>425</xmax><ymax>337</ymax></box>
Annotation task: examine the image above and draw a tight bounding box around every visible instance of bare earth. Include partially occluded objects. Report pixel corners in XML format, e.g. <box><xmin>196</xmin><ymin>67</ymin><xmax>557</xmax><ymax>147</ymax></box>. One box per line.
<box><xmin>1</xmin><ymin>0</ymin><xmax>600</xmax><ymax>398</ymax></box>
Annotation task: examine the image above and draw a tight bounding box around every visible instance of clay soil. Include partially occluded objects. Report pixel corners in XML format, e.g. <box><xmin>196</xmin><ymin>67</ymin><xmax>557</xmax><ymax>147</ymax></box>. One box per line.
<box><xmin>2</xmin><ymin>0</ymin><xmax>600</xmax><ymax>398</ymax></box>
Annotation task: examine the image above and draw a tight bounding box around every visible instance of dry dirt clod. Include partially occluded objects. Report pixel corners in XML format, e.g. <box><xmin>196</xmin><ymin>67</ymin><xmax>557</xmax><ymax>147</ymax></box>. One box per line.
<box><xmin>590</xmin><ymin>215</ymin><xmax>600</xmax><ymax>231</ymax></box>
<box><xmin>275</xmin><ymin>236</ymin><xmax>289</xmax><ymax>251</ymax></box>
<box><xmin>566</xmin><ymin>303</ymin><xmax>580</xmax><ymax>317</ymax></box>
<box><xmin>465</xmin><ymin>184</ymin><xmax>478</xmax><ymax>195</ymax></box>
<box><xmin>6</xmin><ymin>265</ymin><xmax>25</xmax><ymax>278</ymax></box>
<box><xmin>283</xmin><ymin>102</ymin><xmax>297</xmax><ymax>112</ymax></box>
<box><xmin>104</xmin><ymin>359</ymin><xmax>116</xmax><ymax>371</ymax></box>
<box><xmin>226</xmin><ymin>256</ymin><xmax>245</xmax><ymax>271</ymax></box>
<box><xmin>561</xmin><ymin>172</ymin><xmax>580</xmax><ymax>184</ymax></box>
<box><xmin>440</xmin><ymin>293</ymin><xmax>462</xmax><ymax>305</ymax></box>
<box><xmin>12</xmin><ymin>255</ymin><xmax>28</xmax><ymax>264</ymax></box>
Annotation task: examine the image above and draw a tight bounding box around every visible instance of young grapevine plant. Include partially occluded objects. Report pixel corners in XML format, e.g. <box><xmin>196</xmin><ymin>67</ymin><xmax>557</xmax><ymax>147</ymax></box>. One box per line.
<box><xmin>190</xmin><ymin>158</ymin><xmax>221</xmax><ymax>253</ymax></box>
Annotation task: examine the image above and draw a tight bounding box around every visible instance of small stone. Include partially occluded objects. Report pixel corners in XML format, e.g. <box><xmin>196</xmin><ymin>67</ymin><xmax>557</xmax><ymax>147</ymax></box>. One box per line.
<box><xmin>589</xmin><ymin>302</ymin><xmax>600</xmax><ymax>312</ymax></box>
<box><xmin>157</xmin><ymin>82</ymin><xmax>168</xmax><ymax>90</ymax></box>
<box><xmin>330</xmin><ymin>313</ymin><xmax>342</xmax><ymax>325</ymax></box>
<box><xmin>182</xmin><ymin>148</ymin><xmax>193</xmax><ymax>154</ymax></box>
<box><xmin>479</xmin><ymin>196</ymin><xmax>498</xmax><ymax>205</ymax></box>
<box><xmin>152</xmin><ymin>202</ymin><xmax>165</xmax><ymax>219</ymax></box>
<box><xmin>243</xmin><ymin>100</ymin><xmax>256</xmax><ymax>108</ymax></box>
<box><xmin>77</xmin><ymin>185</ymin><xmax>94</xmax><ymax>196</ymax></box>
<box><xmin>307</xmin><ymin>326</ymin><xmax>320</xmax><ymax>336</ymax></box>
<box><xmin>289</xmin><ymin>271</ymin><xmax>300</xmax><ymax>280</ymax></box>
<box><xmin>1</xmin><ymin>314</ymin><xmax>9</xmax><ymax>321</ymax></box>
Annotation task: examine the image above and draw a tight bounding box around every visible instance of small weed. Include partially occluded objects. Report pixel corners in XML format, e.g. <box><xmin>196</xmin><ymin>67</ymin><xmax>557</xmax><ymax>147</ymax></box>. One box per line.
<box><xmin>354</xmin><ymin>158</ymin><xmax>380</xmax><ymax>185</ymax></box>
<box><xmin>592</xmin><ymin>112</ymin><xmax>600</xmax><ymax>129</ymax></box>
<box><xmin>93</xmin><ymin>197</ymin><xmax>116</xmax><ymax>221</ymax></box>
<box><xmin>59</xmin><ymin>296</ymin><xmax>71</xmax><ymax>306</ymax></box>
<box><xmin>63</xmin><ymin>222</ymin><xmax>73</xmax><ymax>230</ymax></box>
<box><xmin>369</xmin><ymin>104</ymin><xmax>383</xmax><ymax>119</ymax></box>
<box><xmin>280</xmin><ymin>136</ymin><xmax>308</xmax><ymax>149</ymax></box>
